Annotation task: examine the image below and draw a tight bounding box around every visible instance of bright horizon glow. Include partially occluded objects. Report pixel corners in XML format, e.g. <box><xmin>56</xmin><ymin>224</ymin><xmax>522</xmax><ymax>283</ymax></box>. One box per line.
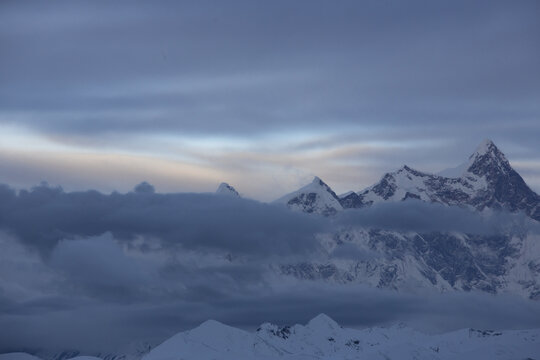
<box><xmin>1</xmin><ymin>123</ymin><xmax>538</xmax><ymax>200</ymax></box>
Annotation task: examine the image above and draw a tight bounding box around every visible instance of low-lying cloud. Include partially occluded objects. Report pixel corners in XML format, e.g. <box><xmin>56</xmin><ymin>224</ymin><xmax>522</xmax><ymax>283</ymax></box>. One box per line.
<box><xmin>335</xmin><ymin>200</ymin><xmax>537</xmax><ymax>235</ymax></box>
<box><xmin>0</xmin><ymin>183</ymin><xmax>325</xmax><ymax>256</ymax></box>
<box><xmin>0</xmin><ymin>183</ymin><xmax>539</xmax><ymax>354</ymax></box>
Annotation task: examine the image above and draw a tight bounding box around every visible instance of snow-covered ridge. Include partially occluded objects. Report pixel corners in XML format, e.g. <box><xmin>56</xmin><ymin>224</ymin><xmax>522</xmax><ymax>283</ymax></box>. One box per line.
<box><xmin>275</xmin><ymin>140</ymin><xmax>538</xmax><ymax>221</ymax></box>
<box><xmin>5</xmin><ymin>314</ymin><xmax>534</xmax><ymax>360</ymax></box>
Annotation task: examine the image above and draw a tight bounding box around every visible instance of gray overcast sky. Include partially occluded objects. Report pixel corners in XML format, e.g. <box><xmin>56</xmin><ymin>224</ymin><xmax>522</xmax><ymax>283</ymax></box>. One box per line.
<box><xmin>0</xmin><ymin>0</ymin><xmax>539</xmax><ymax>199</ymax></box>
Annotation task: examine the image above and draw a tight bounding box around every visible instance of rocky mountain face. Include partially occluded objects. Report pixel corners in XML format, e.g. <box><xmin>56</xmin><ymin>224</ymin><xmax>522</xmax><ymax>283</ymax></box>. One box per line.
<box><xmin>281</xmin><ymin>229</ymin><xmax>540</xmax><ymax>299</ymax></box>
<box><xmin>275</xmin><ymin>140</ymin><xmax>540</xmax><ymax>299</ymax></box>
<box><xmin>465</xmin><ymin>140</ymin><xmax>539</xmax><ymax>219</ymax></box>
<box><xmin>273</xmin><ymin>176</ymin><xmax>343</xmax><ymax>216</ymax></box>
<box><xmin>342</xmin><ymin>140</ymin><xmax>539</xmax><ymax>221</ymax></box>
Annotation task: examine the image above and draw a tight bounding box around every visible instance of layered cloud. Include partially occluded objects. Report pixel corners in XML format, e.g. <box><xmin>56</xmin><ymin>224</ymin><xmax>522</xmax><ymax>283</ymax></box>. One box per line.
<box><xmin>1</xmin><ymin>183</ymin><xmax>539</xmax><ymax>353</ymax></box>
<box><xmin>335</xmin><ymin>200</ymin><xmax>538</xmax><ymax>235</ymax></box>
<box><xmin>0</xmin><ymin>183</ymin><xmax>325</xmax><ymax>255</ymax></box>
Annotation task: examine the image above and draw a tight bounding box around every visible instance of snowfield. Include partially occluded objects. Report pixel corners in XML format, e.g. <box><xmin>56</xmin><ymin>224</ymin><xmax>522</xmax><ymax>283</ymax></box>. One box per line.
<box><xmin>2</xmin><ymin>314</ymin><xmax>539</xmax><ymax>360</ymax></box>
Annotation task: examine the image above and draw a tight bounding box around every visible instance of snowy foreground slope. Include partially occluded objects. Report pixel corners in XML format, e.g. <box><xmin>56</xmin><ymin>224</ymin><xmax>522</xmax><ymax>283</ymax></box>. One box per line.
<box><xmin>128</xmin><ymin>314</ymin><xmax>540</xmax><ymax>360</ymax></box>
<box><xmin>3</xmin><ymin>314</ymin><xmax>539</xmax><ymax>360</ymax></box>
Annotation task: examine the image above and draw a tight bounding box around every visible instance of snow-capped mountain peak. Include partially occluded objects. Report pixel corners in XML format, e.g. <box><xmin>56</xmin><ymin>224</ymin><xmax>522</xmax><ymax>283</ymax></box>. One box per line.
<box><xmin>274</xmin><ymin>176</ymin><xmax>343</xmax><ymax>216</ymax></box>
<box><xmin>465</xmin><ymin>139</ymin><xmax>511</xmax><ymax>177</ymax></box>
<box><xmin>276</xmin><ymin>140</ymin><xmax>537</xmax><ymax>222</ymax></box>
<box><xmin>215</xmin><ymin>182</ymin><xmax>240</xmax><ymax>197</ymax></box>
<box><xmin>354</xmin><ymin>165</ymin><xmax>437</xmax><ymax>205</ymax></box>
<box><xmin>342</xmin><ymin>140</ymin><xmax>539</xmax><ymax>220</ymax></box>
<box><xmin>471</xmin><ymin>138</ymin><xmax>499</xmax><ymax>157</ymax></box>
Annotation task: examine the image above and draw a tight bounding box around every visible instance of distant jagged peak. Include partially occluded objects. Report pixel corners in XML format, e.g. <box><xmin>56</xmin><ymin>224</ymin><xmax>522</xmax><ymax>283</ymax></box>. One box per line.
<box><xmin>466</xmin><ymin>139</ymin><xmax>512</xmax><ymax>177</ymax></box>
<box><xmin>389</xmin><ymin>140</ymin><xmax>511</xmax><ymax>180</ymax></box>
<box><xmin>216</xmin><ymin>182</ymin><xmax>240</xmax><ymax>197</ymax></box>
<box><xmin>469</xmin><ymin>139</ymin><xmax>508</xmax><ymax>163</ymax></box>
<box><xmin>473</xmin><ymin>138</ymin><xmax>499</xmax><ymax>156</ymax></box>
<box><xmin>306</xmin><ymin>176</ymin><xmax>339</xmax><ymax>198</ymax></box>
<box><xmin>394</xmin><ymin>164</ymin><xmax>428</xmax><ymax>177</ymax></box>
<box><xmin>134</xmin><ymin>181</ymin><xmax>155</xmax><ymax>194</ymax></box>
<box><xmin>275</xmin><ymin>176</ymin><xmax>339</xmax><ymax>200</ymax></box>
<box><xmin>372</xmin><ymin>164</ymin><xmax>431</xmax><ymax>190</ymax></box>
<box><xmin>397</xmin><ymin>164</ymin><xmax>414</xmax><ymax>172</ymax></box>
<box><xmin>310</xmin><ymin>176</ymin><xmax>335</xmax><ymax>190</ymax></box>
<box><xmin>312</xmin><ymin>175</ymin><xmax>324</xmax><ymax>184</ymax></box>
<box><xmin>274</xmin><ymin>176</ymin><xmax>343</xmax><ymax>216</ymax></box>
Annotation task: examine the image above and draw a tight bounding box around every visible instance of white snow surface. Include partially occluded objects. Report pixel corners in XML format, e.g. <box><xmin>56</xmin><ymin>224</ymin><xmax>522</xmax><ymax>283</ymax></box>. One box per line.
<box><xmin>138</xmin><ymin>313</ymin><xmax>540</xmax><ymax>360</ymax></box>
<box><xmin>357</xmin><ymin>162</ymin><xmax>490</xmax><ymax>206</ymax></box>
<box><xmin>0</xmin><ymin>354</ymin><xmax>42</xmax><ymax>360</ymax></box>
<box><xmin>2</xmin><ymin>315</ymin><xmax>539</xmax><ymax>360</ymax></box>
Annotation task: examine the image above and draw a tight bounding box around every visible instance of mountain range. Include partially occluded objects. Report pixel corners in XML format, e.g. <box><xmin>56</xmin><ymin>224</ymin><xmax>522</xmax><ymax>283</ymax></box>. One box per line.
<box><xmin>1</xmin><ymin>140</ymin><xmax>538</xmax><ymax>360</ymax></box>
<box><xmin>229</xmin><ymin>140</ymin><xmax>540</xmax><ymax>299</ymax></box>
<box><xmin>275</xmin><ymin>139</ymin><xmax>538</xmax><ymax>221</ymax></box>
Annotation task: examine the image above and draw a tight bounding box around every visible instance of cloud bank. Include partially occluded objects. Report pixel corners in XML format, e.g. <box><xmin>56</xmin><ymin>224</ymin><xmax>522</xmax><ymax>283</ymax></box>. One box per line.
<box><xmin>1</xmin><ymin>183</ymin><xmax>539</xmax><ymax>354</ymax></box>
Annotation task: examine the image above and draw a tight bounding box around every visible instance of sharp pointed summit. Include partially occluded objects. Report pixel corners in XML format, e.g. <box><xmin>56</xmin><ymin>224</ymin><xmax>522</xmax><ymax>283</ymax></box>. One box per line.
<box><xmin>473</xmin><ymin>138</ymin><xmax>497</xmax><ymax>154</ymax></box>
<box><xmin>216</xmin><ymin>182</ymin><xmax>240</xmax><ymax>197</ymax></box>
<box><xmin>274</xmin><ymin>176</ymin><xmax>343</xmax><ymax>216</ymax></box>
<box><xmin>462</xmin><ymin>140</ymin><xmax>539</xmax><ymax>218</ymax></box>
<box><xmin>466</xmin><ymin>139</ymin><xmax>512</xmax><ymax>177</ymax></box>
